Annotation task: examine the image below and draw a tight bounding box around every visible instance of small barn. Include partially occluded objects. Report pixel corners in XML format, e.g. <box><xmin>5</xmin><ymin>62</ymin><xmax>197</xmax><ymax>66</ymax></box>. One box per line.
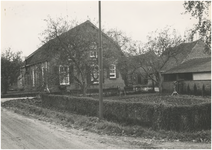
<box><xmin>163</xmin><ymin>57</ymin><xmax>211</xmax><ymax>95</ymax></box>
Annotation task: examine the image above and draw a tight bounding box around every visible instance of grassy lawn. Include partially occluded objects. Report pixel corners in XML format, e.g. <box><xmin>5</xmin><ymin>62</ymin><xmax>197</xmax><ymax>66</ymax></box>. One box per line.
<box><xmin>101</xmin><ymin>93</ymin><xmax>211</xmax><ymax>106</ymax></box>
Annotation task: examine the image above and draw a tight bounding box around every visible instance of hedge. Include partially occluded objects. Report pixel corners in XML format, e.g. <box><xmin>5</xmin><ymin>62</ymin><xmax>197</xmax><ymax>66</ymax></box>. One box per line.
<box><xmin>1</xmin><ymin>92</ymin><xmax>40</xmax><ymax>98</ymax></box>
<box><xmin>41</xmin><ymin>94</ymin><xmax>211</xmax><ymax>132</ymax></box>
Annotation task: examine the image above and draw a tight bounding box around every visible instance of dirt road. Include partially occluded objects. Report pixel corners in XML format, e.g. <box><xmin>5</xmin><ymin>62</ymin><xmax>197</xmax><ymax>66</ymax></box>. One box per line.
<box><xmin>2</xmin><ymin>108</ymin><xmax>135</xmax><ymax>149</ymax></box>
<box><xmin>1</xmin><ymin>107</ymin><xmax>211</xmax><ymax>149</ymax></box>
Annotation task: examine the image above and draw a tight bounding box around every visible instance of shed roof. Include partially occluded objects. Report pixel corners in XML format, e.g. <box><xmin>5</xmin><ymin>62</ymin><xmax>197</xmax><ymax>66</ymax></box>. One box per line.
<box><xmin>161</xmin><ymin>40</ymin><xmax>209</xmax><ymax>72</ymax></box>
<box><xmin>163</xmin><ymin>57</ymin><xmax>211</xmax><ymax>74</ymax></box>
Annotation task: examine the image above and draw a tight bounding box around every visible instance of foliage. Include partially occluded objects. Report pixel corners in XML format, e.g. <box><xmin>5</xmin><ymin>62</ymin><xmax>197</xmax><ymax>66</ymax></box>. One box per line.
<box><xmin>145</xmin><ymin>26</ymin><xmax>183</xmax><ymax>56</ymax></box>
<box><xmin>130</xmin><ymin>27</ymin><xmax>183</xmax><ymax>92</ymax></box>
<box><xmin>104</xmin><ymin>94</ymin><xmax>211</xmax><ymax>105</ymax></box>
<box><xmin>183</xmin><ymin>1</ymin><xmax>211</xmax><ymax>53</ymax></box>
<box><xmin>106</xmin><ymin>28</ymin><xmax>139</xmax><ymax>56</ymax></box>
<box><xmin>106</xmin><ymin>28</ymin><xmax>160</xmax><ymax>87</ymax></box>
<box><xmin>40</xmin><ymin>17</ymin><xmax>96</xmax><ymax>95</ymax></box>
<box><xmin>39</xmin><ymin>16</ymin><xmax>78</xmax><ymax>43</ymax></box>
<box><xmin>1</xmin><ymin>92</ymin><xmax>39</xmax><ymax>98</ymax></box>
<box><xmin>1</xmin><ymin>48</ymin><xmax>23</xmax><ymax>94</ymax></box>
<box><xmin>106</xmin><ymin>29</ymin><xmax>141</xmax><ymax>86</ymax></box>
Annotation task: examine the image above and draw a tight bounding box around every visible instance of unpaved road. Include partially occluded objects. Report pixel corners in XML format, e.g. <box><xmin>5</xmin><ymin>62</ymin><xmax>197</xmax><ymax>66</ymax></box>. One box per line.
<box><xmin>2</xmin><ymin>108</ymin><xmax>131</xmax><ymax>149</ymax></box>
<box><xmin>1</xmin><ymin>104</ymin><xmax>211</xmax><ymax>149</ymax></box>
<box><xmin>2</xmin><ymin>108</ymin><xmax>156</xmax><ymax>149</ymax></box>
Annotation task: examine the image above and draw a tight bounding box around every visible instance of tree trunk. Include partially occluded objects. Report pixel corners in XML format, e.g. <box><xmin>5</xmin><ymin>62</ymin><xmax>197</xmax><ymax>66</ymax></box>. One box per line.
<box><xmin>82</xmin><ymin>81</ymin><xmax>87</xmax><ymax>97</ymax></box>
<box><xmin>2</xmin><ymin>79</ymin><xmax>9</xmax><ymax>94</ymax></box>
<box><xmin>152</xmin><ymin>79</ymin><xmax>155</xmax><ymax>92</ymax></box>
<box><xmin>158</xmin><ymin>72</ymin><xmax>163</xmax><ymax>93</ymax></box>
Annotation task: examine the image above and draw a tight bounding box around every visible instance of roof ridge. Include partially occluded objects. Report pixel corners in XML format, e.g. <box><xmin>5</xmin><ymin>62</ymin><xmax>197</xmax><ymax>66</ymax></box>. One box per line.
<box><xmin>84</xmin><ymin>20</ymin><xmax>122</xmax><ymax>51</ymax></box>
<box><xmin>181</xmin><ymin>56</ymin><xmax>211</xmax><ymax>64</ymax></box>
<box><xmin>25</xmin><ymin>20</ymin><xmax>123</xmax><ymax>65</ymax></box>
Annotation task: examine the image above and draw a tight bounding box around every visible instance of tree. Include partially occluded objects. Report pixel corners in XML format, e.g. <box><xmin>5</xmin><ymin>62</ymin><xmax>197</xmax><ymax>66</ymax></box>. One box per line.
<box><xmin>105</xmin><ymin>26</ymin><xmax>184</xmax><ymax>93</ymax></box>
<box><xmin>1</xmin><ymin>48</ymin><xmax>23</xmax><ymax>94</ymax></box>
<box><xmin>183</xmin><ymin>1</ymin><xmax>211</xmax><ymax>53</ymax></box>
<box><xmin>106</xmin><ymin>28</ymin><xmax>140</xmax><ymax>56</ymax></box>
<box><xmin>40</xmin><ymin>17</ymin><xmax>95</xmax><ymax>96</ymax></box>
<box><xmin>106</xmin><ymin>29</ymin><xmax>141</xmax><ymax>86</ymax></box>
<box><xmin>131</xmin><ymin>27</ymin><xmax>183</xmax><ymax>92</ymax></box>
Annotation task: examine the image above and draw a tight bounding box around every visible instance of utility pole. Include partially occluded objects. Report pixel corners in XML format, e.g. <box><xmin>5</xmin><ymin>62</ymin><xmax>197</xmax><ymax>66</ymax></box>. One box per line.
<box><xmin>98</xmin><ymin>1</ymin><xmax>103</xmax><ymax>119</ymax></box>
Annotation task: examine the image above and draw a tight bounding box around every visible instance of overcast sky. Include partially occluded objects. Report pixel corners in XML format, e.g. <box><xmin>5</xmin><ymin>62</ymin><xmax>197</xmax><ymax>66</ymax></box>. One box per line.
<box><xmin>1</xmin><ymin>1</ymin><xmax>198</xmax><ymax>57</ymax></box>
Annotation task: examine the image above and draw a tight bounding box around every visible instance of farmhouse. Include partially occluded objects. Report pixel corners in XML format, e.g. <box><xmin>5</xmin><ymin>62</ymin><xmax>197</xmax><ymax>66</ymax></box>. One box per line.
<box><xmin>19</xmin><ymin>20</ymin><xmax>125</xmax><ymax>93</ymax></box>
<box><xmin>162</xmin><ymin>40</ymin><xmax>211</xmax><ymax>94</ymax></box>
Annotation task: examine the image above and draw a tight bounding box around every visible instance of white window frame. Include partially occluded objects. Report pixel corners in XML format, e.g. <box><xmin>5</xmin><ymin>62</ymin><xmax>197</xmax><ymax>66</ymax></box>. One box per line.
<box><xmin>109</xmin><ymin>64</ymin><xmax>116</xmax><ymax>79</ymax></box>
<box><xmin>59</xmin><ymin>65</ymin><xmax>70</xmax><ymax>85</ymax></box>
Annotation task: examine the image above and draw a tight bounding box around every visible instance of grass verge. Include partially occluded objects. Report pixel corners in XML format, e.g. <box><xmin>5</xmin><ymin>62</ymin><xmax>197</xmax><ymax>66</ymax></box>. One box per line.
<box><xmin>1</xmin><ymin>98</ymin><xmax>211</xmax><ymax>143</ymax></box>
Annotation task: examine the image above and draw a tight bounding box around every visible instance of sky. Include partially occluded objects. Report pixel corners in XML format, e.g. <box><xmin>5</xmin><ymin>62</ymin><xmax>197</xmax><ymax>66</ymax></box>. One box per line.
<box><xmin>1</xmin><ymin>1</ymin><xmax>199</xmax><ymax>58</ymax></box>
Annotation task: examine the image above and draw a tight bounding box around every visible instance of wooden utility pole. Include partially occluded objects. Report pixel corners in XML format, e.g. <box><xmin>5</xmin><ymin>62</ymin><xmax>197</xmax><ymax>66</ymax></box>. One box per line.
<box><xmin>98</xmin><ymin>1</ymin><xmax>103</xmax><ymax>119</ymax></box>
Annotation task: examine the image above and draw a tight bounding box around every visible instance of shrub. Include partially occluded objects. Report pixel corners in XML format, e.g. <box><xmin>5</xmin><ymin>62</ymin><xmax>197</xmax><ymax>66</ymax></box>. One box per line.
<box><xmin>1</xmin><ymin>92</ymin><xmax>39</xmax><ymax>98</ymax></box>
<box><xmin>187</xmin><ymin>84</ymin><xmax>190</xmax><ymax>95</ymax></box>
<box><xmin>41</xmin><ymin>94</ymin><xmax>211</xmax><ymax>132</ymax></box>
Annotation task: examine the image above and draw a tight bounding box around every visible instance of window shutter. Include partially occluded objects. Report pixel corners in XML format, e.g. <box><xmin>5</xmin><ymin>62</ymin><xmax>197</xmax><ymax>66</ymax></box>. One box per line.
<box><xmin>69</xmin><ymin>65</ymin><xmax>74</xmax><ymax>84</ymax></box>
<box><xmin>107</xmin><ymin>67</ymin><xmax>110</xmax><ymax>79</ymax></box>
<box><xmin>53</xmin><ymin>66</ymin><xmax>59</xmax><ymax>85</ymax></box>
<box><xmin>43</xmin><ymin>68</ymin><xmax>47</xmax><ymax>83</ymax></box>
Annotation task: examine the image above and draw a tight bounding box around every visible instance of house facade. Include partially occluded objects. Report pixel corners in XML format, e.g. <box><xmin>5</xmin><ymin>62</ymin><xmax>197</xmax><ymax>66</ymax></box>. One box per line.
<box><xmin>162</xmin><ymin>40</ymin><xmax>211</xmax><ymax>94</ymax></box>
<box><xmin>19</xmin><ymin>20</ymin><xmax>125</xmax><ymax>93</ymax></box>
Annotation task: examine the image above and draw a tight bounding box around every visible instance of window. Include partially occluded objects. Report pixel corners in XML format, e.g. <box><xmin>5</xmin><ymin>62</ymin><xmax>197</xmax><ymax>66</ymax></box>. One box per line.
<box><xmin>109</xmin><ymin>64</ymin><xmax>116</xmax><ymax>79</ymax></box>
<box><xmin>90</xmin><ymin>42</ymin><xmax>98</xmax><ymax>58</ymax></box>
<box><xmin>41</xmin><ymin>62</ymin><xmax>48</xmax><ymax>82</ymax></box>
<box><xmin>59</xmin><ymin>65</ymin><xmax>69</xmax><ymax>85</ymax></box>
<box><xmin>41</xmin><ymin>67</ymin><xmax>45</xmax><ymax>82</ymax></box>
<box><xmin>90</xmin><ymin>42</ymin><xmax>97</xmax><ymax>50</ymax></box>
<box><xmin>90</xmin><ymin>51</ymin><xmax>98</xmax><ymax>58</ymax></box>
<box><xmin>91</xmin><ymin>64</ymin><xmax>99</xmax><ymax>84</ymax></box>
